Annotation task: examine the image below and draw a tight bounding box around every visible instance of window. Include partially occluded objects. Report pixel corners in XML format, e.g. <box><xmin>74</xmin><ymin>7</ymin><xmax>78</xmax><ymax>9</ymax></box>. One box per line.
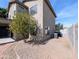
<box><xmin>45</xmin><ymin>26</ymin><xmax>48</xmax><ymax>35</ymax></box>
<box><xmin>18</xmin><ymin>0</ymin><xmax>25</xmax><ymax>2</ymax></box>
<box><xmin>30</xmin><ymin>5</ymin><xmax>37</xmax><ymax>15</ymax></box>
<box><xmin>17</xmin><ymin>6</ymin><xmax>25</xmax><ymax>12</ymax></box>
<box><xmin>45</xmin><ymin>26</ymin><xmax>50</xmax><ymax>35</ymax></box>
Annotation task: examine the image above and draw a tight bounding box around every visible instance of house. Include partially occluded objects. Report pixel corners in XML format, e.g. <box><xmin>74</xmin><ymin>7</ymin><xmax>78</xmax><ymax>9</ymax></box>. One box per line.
<box><xmin>1</xmin><ymin>0</ymin><xmax>56</xmax><ymax>39</ymax></box>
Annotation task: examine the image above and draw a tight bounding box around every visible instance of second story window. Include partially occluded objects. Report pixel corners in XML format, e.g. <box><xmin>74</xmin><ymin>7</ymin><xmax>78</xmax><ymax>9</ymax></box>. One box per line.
<box><xmin>30</xmin><ymin>5</ymin><xmax>37</xmax><ymax>15</ymax></box>
<box><xmin>18</xmin><ymin>0</ymin><xmax>25</xmax><ymax>2</ymax></box>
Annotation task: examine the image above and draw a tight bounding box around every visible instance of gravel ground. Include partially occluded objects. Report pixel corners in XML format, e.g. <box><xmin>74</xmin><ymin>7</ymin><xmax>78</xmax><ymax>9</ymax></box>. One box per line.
<box><xmin>2</xmin><ymin>37</ymin><xmax>77</xmax><ymax>59</ymax></box>
<box><xmin>0</xmin><ymin>43</ymin><xmax>13</xmax><ymax>59</ymax></box>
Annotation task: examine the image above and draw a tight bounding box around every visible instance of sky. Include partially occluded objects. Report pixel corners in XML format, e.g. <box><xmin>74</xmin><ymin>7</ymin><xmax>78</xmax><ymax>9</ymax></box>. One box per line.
<box><xmin>0</xmin><ymin>0</ymin><xmax>78</xmax><ymax>27</ymax></box>
<box><xmin>50</xmin><ymin>0</ymin><xmax>78</xmax><ymax>27</ymax></box>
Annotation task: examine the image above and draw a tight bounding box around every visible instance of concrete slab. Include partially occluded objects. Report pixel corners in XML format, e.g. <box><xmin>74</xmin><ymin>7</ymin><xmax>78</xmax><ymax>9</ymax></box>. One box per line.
<box><xmin>0</xmin><ymin>38</ymin><xmax>15</xmax><ymax>44</ymax></box>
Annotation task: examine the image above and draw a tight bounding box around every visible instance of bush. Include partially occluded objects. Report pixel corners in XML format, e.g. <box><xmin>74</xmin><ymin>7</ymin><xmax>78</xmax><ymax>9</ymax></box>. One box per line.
<box><xmin>9</xmin><ymin>13</ymin><xmax>37</xmax><ymax>40</ymax></box>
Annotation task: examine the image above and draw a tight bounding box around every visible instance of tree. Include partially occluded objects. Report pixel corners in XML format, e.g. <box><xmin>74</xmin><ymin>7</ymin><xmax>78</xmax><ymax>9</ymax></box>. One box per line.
<box><xmin>0</xmin><ymin>8</ymin><xmax>7</xmax><ymax>18</ymax></box>
<box><xmin>55</xmin><ymin>23</ymin><xmax>63</xmax><ymax>32</ymax></box>
<box><xmin>60</xmin><ymin>24</ymin><xmax>63</xmax><ymax>29</ymax></box>
<box><xmin>9</xmin><ymin>13</ymin><xmax>37</xmax><ymax>40</ymax></box>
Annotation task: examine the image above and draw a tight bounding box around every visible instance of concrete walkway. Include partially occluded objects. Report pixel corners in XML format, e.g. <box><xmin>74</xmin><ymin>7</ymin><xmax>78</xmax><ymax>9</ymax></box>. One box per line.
<box><xmin>0</xmin><ymin>38</ymin><xmax>14</xmax><ymax>59</ymax></box>
<box><xmin>0</xmin><ymin>38</ymin><xmax>15</xmax><ymax>44</ymax></box>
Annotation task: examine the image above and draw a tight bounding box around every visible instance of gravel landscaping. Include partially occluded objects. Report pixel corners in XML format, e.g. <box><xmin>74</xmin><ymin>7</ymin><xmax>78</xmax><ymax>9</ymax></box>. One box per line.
<box><xmin>2</xmin><ymin>37</ymin><xmax>77</xmax><ymax>59</ymax></box>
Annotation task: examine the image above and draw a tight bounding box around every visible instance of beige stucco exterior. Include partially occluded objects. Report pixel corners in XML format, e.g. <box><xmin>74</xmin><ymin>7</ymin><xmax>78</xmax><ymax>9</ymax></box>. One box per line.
<box><xmin>24</xmin><ymin>0</ymin><xmax>43</xmax><ymax>29</ymax></box>
<box><xmin>24</xmin><ymin>0</ymin><xmax>44</xmax><ymax>39</ymax></box>
<box><xmin>43</xmin><ymin>0</ymin><xmax>55</xmax><ymax>37</ymax></box>
<box><xmin>8</xmin><ymin>3</ymin><xmax>16</xmax><ymax>19</ymax></box>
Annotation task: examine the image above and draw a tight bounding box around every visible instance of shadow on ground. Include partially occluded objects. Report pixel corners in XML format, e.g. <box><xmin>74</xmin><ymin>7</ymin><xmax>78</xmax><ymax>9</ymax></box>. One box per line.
<box><xmin>24</xmin><ymin>37</ymin><xmax>59</xmax><ymax>45</ymax></box>
<box><xmin>0</xmin><ymin>36</ymin><xmax>62</xmax><ymax>46</ymax></box>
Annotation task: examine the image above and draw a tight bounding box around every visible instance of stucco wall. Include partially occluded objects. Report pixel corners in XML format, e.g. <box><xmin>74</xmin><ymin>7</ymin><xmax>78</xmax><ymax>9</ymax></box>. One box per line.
<box><xmin>24</xmin><ymin>0</ymin><xmax>43</xmax><ymax>29</ymax></box>
<box><xmin>8</xmin><ymin>3</ymin><xmax>16</xmax><ymax>19</ymax></box>
<box><xmin>43</xmin><ymin>1</ymin><xmax>55</xmax><ymax>35</ymax></box>
<box><xmin>24</xmin><ymin>0</ymin><xmax>55</xmax><ymax>39</ymax></box>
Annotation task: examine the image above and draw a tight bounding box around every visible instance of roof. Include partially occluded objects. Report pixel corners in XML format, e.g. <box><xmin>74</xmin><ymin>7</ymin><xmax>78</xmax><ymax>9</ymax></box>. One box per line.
<box><xmin>44</xmin><ymin>0</ymin><xmax>56</xmax><ymax>17</ymax></box>
<box><xmin>0</xmin><ymin>18</ymin><xmax>10</xmax><ymax>26</ymax></box>
<box><xmin>8</xmin><ymin>0</ymin><xmax>28</xmax><ymax>12</ymax></box>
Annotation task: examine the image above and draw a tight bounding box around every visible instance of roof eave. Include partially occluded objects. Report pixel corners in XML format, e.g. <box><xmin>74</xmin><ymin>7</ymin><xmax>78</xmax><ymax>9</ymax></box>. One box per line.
<box><xmin>44</xmin><ymin>0</ymin><xmax>57</xmax><ymax>18</ymax></box>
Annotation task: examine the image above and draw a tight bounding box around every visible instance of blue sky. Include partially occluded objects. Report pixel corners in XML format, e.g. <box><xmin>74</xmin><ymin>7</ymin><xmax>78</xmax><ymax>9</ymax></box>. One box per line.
<box><xmin>50</xmin><ymin>0</ymin><xmax>78</xmax><ymax>27</ymax></box>
<box><xmin>0</xmin><ymin>0</ymin><xmax>78</xmax><ymax>27</ymax></box>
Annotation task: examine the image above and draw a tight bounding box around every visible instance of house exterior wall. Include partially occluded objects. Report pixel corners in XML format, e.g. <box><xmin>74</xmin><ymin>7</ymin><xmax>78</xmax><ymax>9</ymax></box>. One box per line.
<box><xmin>24</xmin><ymin>0</ymin><xmax>43</xmax><ymax>29</ymax></box>
<box><xmin>24</xmin><ymin>0</ymin><xmax>44</xmax><ymax>39</ymax></box>
<box><xmin>43</xmin><ymin>1</ymin><xmax>55</xmax><ymax>38</ymax></box>
<box><xmin>8</xmin><ymin>3</ymin><xmax>16</xmax><ymax>19</ymax></box>
<box><xmin>24</xmin><ymin>0</ymin><xmax>55</xmax><ymax>39</ymax></box>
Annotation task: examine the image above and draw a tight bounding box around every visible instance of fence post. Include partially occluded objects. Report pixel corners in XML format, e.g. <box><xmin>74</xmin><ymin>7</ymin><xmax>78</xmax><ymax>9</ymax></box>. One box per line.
<box><xmin>73</xmin><ymin>25</ymin><xmax>75</xmax><ymax>48</ymax></box>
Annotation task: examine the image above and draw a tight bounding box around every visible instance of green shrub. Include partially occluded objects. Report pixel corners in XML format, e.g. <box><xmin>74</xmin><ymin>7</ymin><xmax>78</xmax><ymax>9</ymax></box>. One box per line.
<box><xmin>9</xmin><ymin>13</ymin><xmax>37</xmax><ymax>40</ymax></box>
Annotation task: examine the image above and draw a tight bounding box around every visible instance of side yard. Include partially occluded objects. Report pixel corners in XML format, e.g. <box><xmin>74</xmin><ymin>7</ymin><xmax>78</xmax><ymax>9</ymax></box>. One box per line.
<box><xmin>1</xmin><ymin>36</ymin><xmax>77</xmax><ymax>59</ymax></box>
